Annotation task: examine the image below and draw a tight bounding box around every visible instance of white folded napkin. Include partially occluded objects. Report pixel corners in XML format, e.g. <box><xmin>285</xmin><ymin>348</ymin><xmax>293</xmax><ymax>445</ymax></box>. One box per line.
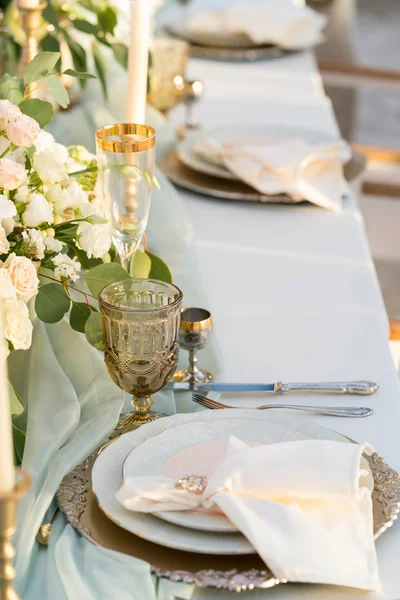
<box><xmin>193</xmin><ymin>136</ymin><xmax>351</xmax><ymax>211</ymax></box>
<box><xmin>117</xmin><ymin>437</ymin><xmax>381</xmax><ymax>591</ymax></box>
<box><xmin>186</xmin><ymin>5</ymin><xmax>326</xmax><ymax>50</ymax></box>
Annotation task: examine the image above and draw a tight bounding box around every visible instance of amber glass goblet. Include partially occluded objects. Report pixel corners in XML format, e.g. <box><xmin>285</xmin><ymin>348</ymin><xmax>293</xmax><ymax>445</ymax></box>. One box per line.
<box><xmin>99</xmin><ymin>278</ymin><xmax>182</xmax><ymax>434</ymax></box>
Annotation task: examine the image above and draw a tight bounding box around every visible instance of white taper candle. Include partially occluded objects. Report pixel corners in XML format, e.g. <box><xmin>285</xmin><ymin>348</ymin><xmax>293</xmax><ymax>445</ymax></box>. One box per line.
<box><xmin>0</xmin><ymin>303</ymin><xmax>15</xmax><ymax>495</ymax></box>
<box><xmin>126</xmin><ymin>0</ymin><xmax>152</xmax><ymax>123</ymax></box>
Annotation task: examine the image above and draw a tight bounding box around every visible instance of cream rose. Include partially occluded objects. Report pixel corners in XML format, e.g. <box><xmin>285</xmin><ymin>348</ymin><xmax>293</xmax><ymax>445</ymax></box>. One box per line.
<box><xmin>0</xmin><ymin>225</ymin><xmax>10</xmax><ymax>254</ymax></box>
<box><xmin>33</xmin><ymin>150</ymin><xmax>67</xmax><ymax>184</ymax></box>
<box><xmin>77</xmin><ymin>222</ymin><xmax>112</xmax><ymax>259</ymax></box>
<box><xmin>6</xmin><ymin>113</ymin><xmax>40</xmax><ymax>148</ymax></box>
<box><xmin>0</xmin><ymin>194</ymin><xmax>17</xmax><ymax>220</ymax></box>
<box><xmin>0</xmin><ymin>159</ymin><xmax>27</xmax><ymax>191</ymax></box>
<box><xmin>0</xmin><ymin>269</ymin><xmax>16</xmax><ymax>300</ymax></box>
<box><xmin>3</xmin><ymin>253</ymin><xmax>39</xmax><ymax>302</ymax></box>
<box><xmin>3</xmin><ymin>298</ymin><xmax>33</xmax><ymax>350</ymax></box>
<box><xmin>1</xmin><ymin>217</ymin><xmax>15</xmax><ymax>236</ymax></box>
<box><xmin>0</xmin><ymin>100</ymin><xmax>21</xmax><ymax>131</ymax></box>
<box><xmin>22</xmin><ymin>193</ymin><xmax>54</xmax><ymax>227</ymax></box>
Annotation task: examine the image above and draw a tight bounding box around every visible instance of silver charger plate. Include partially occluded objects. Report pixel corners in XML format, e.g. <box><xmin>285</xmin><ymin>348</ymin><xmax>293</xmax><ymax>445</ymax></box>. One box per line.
<box><xmin>58</xmin><ymin>410</ymin><xmax>400</xmax><ymax>592</ymax></box>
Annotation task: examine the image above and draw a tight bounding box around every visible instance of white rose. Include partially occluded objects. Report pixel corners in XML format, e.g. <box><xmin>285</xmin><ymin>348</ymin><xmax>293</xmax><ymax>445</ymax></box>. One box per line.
<box><xmin>0</xmin><ymin>159</ymin><xmax>27</xmax><ymax>191</ymax></box>
<box><xmin>22</xmin><ymin>228</ymin><xmax>45</xmax><ymax>260</ymax></box>
<box><xmin>1</xmin><ymin>217</ymin><xmax>15</xmax><ymax>236</ymax></box>
<box><xmin>0</xmin><ymin>225</ymin><xmax>10</xmax><ymax>254</ymax></box>
<box><xmin>3</xmin><ymin>298</ymin><xmax>33</xmax><ymax>350</ymax></box>
<box><xmin>22</xmin><ymin>193</ymin><xmax>54</xmax><ymax>227</ymax></box>
<box><xmin>6</xmin><ymin>113</ymin><xmax>40</xmax><ymax>148</ymax></box>
<box><xmin>77</xmin><ymin>222</ymin><xmax>111</xmax><ymax>258</ymax></box>
<box><xmin>0</xmin><ymin>194</ymin><xmax>17</xmax><ymax>219</ymax></box>
<box><xmin>50</xmin><ymin>181</ymin><xmax>88</xmax><ymax>215</ymax></box>
<box><xmin>44</xmin><ymin>237</ymin><xmax>63</xmax><ymax>253</ymax></box>
<box><xmin>0</xmin><ymin>269</ymin><xmax>16</xmax><ymax>299</ymax></box>
<box><xmin>33</xmin><ymin>150</ymin><xmax>67</xmax><ymax>184</ymax></box>
<box><xmin>0</xmin><ymin>100</ymin><xmax>21</xmax><ymax>131</ymax></box>
<box><xmin>0</xmin><ymin>336</ymin><xmax>10</xmax><ymax>360</ymax></box>
<box><xmin>3</xmin><ymin>252</ymin><xmax>39</xmax><ymax>302</ymax></box>
<box><xmin>14</xmin><ymin>185</ymin><xmax>29</xmax><ymax>203</ymax></box>
<box><xmin>53</xmin><ymin>143</ymin><xmax>69</xmax><ymax>165</ymax></box>
<box><xmin>34</xmin><ymin>130</ymin><xmax>55</xmax><ymax>153</ymax></box>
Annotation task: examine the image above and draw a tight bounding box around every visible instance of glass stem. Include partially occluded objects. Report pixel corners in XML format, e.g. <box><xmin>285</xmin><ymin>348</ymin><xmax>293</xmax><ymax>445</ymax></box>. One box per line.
<box><xmin>188</xmin><ymin>348</ymin><xmax>199</xmax><ymax>381</ymax></box>
<box><xmin>118</xmin><ymin>240</ymin><xmax>140</xmax><ymax>276</ymax></box>
<box><xmin>131</xmin><ymin>395</ymin><xmax>153</xmax><ymax>421</ymax></box>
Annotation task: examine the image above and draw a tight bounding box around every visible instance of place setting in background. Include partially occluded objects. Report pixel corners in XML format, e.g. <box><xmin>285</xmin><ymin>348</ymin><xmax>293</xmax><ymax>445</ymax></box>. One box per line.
<box><xmin>160</xmin><ymin>124</ymin><xmax>366</xmax><ymax>209</ymax></box>
<box><xmin>166</xmin><ymin>1</ymin><xmax>327</xmax><ymax>61</ymax></box>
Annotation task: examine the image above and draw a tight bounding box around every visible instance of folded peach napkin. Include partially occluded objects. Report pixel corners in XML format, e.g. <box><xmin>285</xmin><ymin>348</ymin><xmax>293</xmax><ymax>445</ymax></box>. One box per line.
<box><xmin>193</xmin><ymin>137</ymin><xmax>351</xmax><ymax>211</ymax></box>
<box><xmin>186</xmin><ymin>5</ymin><xmax>326</xmax><ymax>50</ymax></box>
<box><xmin>117</xmin><ymin>437</ymin><xmax>380</xmax><ymax>591</ymax></box>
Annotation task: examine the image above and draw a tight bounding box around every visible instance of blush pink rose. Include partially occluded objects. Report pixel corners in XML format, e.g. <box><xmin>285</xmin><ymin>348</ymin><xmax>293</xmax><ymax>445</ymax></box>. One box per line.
<box><xmin>6</xmin><ymin>113</ymin><xmax>40</xmax><ymax>148</ymax></box>
<box><xmin>0</xmin><ymin>159</ymin><xmax>27</xmax><ymax>190</ymax></box>
<box><xmin>3</xmin><ymin>252</ymin><xmax>39</xmax><ymax>302</ymax></box>
<box><xmin>0</xmin><ymin>100</ymin><xmax>21</xmax><ymax>131</ymax></box>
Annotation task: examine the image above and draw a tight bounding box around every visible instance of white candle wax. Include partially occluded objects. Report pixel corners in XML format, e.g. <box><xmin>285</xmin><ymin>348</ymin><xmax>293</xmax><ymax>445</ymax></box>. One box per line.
<box><xmin>17</xmin><ymin>0</ymin><xmax>41</xmax><ymax>9</ymax></box>
<box><xmin>0</xmin><ymin>303</ymin><xmax>15</xmax><ymax>495</ymax></box>
<box><xmin>126</xmin><ymin>0</ymin><xmax>151</xmax><ymax>123</ymax></box>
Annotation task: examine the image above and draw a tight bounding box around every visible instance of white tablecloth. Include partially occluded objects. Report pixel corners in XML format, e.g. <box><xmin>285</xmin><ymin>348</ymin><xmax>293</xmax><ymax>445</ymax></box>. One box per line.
<box><xmin>158</xmin><ymin>5</ymin><xmax>400</xmax><ymax>599</ymax></box>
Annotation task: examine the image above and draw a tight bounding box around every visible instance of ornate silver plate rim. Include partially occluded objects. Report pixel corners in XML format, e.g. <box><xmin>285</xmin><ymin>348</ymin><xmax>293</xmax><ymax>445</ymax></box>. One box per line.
<box><xmin>57</xmin><ymin>444</ymin><xmax>400</xmax><ymax>592</ymax></box>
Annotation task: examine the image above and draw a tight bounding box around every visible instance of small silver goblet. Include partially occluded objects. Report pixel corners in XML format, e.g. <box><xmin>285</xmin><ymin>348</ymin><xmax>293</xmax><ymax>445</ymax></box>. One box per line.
<box><xmin>173</xmin><ymin>307</ymin><xmax>213</xmax><ymax>384</ymax></box>
<box><xmin>183</xmin><ymin>79</ymin><xmax>204</xmax><ymax>131</ymax></box>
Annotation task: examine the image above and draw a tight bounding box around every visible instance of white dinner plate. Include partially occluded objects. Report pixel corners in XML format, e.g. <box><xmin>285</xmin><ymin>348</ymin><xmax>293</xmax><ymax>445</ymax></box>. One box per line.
<box><xmin>167</xmin><ymin>19</ymin><xmax>258</xmax><ymax>49</ymax></box>
<box><xmin>177</xmin><ymin>125</ymin><xmax>347</xmax><ymax>182</ymax></box>
<box><xmin>92</xmin><ymin>410</ymin><xmax>346</xmax><ymax>554</ymax></box>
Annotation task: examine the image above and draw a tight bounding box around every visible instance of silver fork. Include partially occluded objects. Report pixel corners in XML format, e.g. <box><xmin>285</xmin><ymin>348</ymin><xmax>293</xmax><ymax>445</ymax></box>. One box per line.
<box><xmin>192</xmin><ymin>393</ymin><xmax>372</xmax><ymax>418</ymax></box>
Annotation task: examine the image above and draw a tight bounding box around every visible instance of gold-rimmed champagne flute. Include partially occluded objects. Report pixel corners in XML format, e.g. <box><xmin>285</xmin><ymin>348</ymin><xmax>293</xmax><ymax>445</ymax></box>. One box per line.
<box><xmin>99</xmin><ymin>278</ymin><xmax>183</xmax><ymax>435</ymax></box>
<box><xmin>95</xmin><ymin>124</ymin><xmax>156</xmax><ymax>274</ymax></box>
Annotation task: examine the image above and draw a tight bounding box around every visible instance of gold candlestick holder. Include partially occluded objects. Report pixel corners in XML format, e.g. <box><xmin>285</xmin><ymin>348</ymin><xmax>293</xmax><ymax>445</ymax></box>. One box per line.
<box><xmin>0</xmin><ymin>470</ymin><xmax>31</xmax><ymax>600</ymax></box>
<box><xmin>17</xmin><ymin>2</ymin><xmax>47</xmax><ymax>75</ymax></box>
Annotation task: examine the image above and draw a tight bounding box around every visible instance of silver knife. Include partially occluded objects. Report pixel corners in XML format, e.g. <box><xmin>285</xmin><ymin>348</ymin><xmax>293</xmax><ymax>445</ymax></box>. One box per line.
<box><xmin>166</xmin><ymin>380</ymin><xmax>379</xmax><ymax>395</ymax></box>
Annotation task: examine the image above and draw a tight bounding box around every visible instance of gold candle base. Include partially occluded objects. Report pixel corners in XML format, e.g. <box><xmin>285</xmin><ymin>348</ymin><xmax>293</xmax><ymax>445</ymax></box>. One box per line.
<box><xmin>0</xmin><ymin>470</ymin><xmax>31</xmax><ymax>600</ymax></box>
<box><xmin>17</xmin><ymin>2</ymin><xmax>47</xmax><ymax>77</ymax></box>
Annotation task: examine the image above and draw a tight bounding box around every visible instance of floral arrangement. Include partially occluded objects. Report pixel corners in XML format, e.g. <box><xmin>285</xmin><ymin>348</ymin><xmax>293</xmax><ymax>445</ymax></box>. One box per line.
<box><xmin>0</xmin><ymin>51</ymin><xmax>170</xmax><ymax>462</ymax></box>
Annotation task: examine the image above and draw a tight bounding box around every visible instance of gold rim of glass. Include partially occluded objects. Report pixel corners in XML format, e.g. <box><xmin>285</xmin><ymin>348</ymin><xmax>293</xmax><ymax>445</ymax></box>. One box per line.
<box><xmin>95</xmin><ymin>123</ymin><xmax>156</xmax><ymax>153</ymax></box>
<box><xmin>98</xmin><ymin>278</ymin><xmax>183</xmax><ymax>313</ymax></box>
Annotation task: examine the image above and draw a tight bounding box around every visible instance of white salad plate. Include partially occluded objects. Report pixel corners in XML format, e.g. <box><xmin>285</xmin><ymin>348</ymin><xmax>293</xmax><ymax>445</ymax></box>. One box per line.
<box><xmin>92</xmin><ymin>410</ymin><xmax>345</xmax><ymax>554</ymax></box>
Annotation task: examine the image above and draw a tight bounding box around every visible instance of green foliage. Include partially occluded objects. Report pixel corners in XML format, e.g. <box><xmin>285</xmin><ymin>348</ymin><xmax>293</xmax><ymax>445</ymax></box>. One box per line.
<box><xmin>41</xmin><ymin>34</ymin><xmax>61</xmax><ymax>54</ymax></box>
<box><xmin>132</xmin><ymin>249</ymin><xmax>151</xmax><ymax>278</ymax></box>
<box><xmin>85</xmin><ymin>312</ymin><xmax>103</xmax><ymax>350</ymax></box>
<box><xmin>97</xmin><ymin>6</ymin><xmax>117</xmax><ymax>35</ymax></box>
<box><xmin>42</xmin><ymin>1</ymin><xmax>60</xmax><ymax>29</ymax></box>
<box><xmin>12</xmin><ymin>420</ymin><xmax>26</xmax><ymax>465</ymax></box>
<box><xmin>111</xmin><ymin>43</ymin><xmax>128</xmax><ymax>69</ymax></box>
<box><xmin>19</xmin><ymin>98</ymin><xmax>55</xmax><ymax>127</ymax></box>
<box><xmin>0</xmin><ymin>73</ymin><xmax>24</xmax><ymax>104</ymax></box>
<box><xmin>92</xmin><ymin>41</ymin><xmax>107</xmax><ymax>100</ymax></box>
<box><xmin>23</xmin><ymin>51</ymin><xmax>60</xmax><ymax>84</ymax></box>
<box><xmin>63</xmin><ymin>69</ymin><xmax>96</xmax><ymax>81</ymax></box>
<box><xmin>73</xmin><ymin>19</ymin><xmax>99</xmax><ymax>36</ymax></box>
<box><xmin>35</xmin><ymin>283</ymin><xmax>71</xmax><ymax>323</ymax></box>
<box><xmin>84</xmin><ymin>262</ymin><xmax>130</xmax><ymax>298</ymax></box>
<box><xmin>46</xmin><ymin>74</ymin><xmax>70</xmax><ymax>109</ymax></box>
<box><xmin>148</xmin><ymin>252</ymin><xmax>173</xmax><ymax>283</ymax></box>
<box><xmin>9</xmin><ymin>381</ymin><xmax>23</xmax><ymax>415</ymax></box>
<box><xmin>70</xmin><ymin>302</ymin><xmax>95</xmax><ymax>333</ymax></box>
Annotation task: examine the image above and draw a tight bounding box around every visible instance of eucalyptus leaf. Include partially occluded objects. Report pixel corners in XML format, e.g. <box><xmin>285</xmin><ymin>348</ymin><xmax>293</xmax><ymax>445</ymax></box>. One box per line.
<box><xmin>43</xmin><ymin>2</ymin><xmax>60</xmax><ymax>29</ymax></box>
<box><xmin>9</xmin><ymin>382</ymin><xmax>23</xmax><ymax>415</ymax></box>
<box><xmin>70</xmin><ymin>302</ymin><xmax>95</xmax><ymax>333</ymax></box>
<box><xmin>97</xmin><ymin>6</ymin><xmax>117</xmax><ymax>35</ymax></box>
<box><xmin>63</xmin><ymin>69</ymin><xmax>96</xmax><ymax>80</ymax></box>
<box><xmin>74</xmin><ymin>19</ymin><xmax>99</xmax><ymax>36</ymax></box>
<box><xmin>92</xmin><ymin>41</ymin><xmax>107</xmax><ymax>100</ymax></box>
<box><xmin>46</xmin><ymin>74</ymin><xmax>70</xmax><ymax>109</ymax></box>
<box><xmin>85</xmin><ymin>312</ymin><xmax>103</xmax><ymax>350</ymax></box>
<box><xmin>35</xmin><ymin>283</ymin><xmax>71</xmax><ymax>323</ymax></box>
<box><xmin>147</xmin><ymin>251</ymin><xmax>173</xmax><ymax>283</ymax></box>
<box><xmin>67</xmin><ymin>36</ymin><xmax>88</xmax><ymax>87</ymax></box>
<box><xmin>12</xmin><ymin>421</ymin><xmax>26</xmax><ymax>466</ymax></box>
<box><xmin>111</xmin><ymin>43</ymin><xmax>128</xmax><ymax>69</ymax></box>
<box><xmin>41</xmin><ymin>34</ymin><xmax>61</xmax><ymax>55</ymax></box>
<box><xmin>132</xmin><ymin>249</ymin><xmax>151</xmax><ymax>278</ymax></box>
<box><xmin>19</xmin><ymin>98</ymin><xmax>54</xmax><ymax>127</ymax></box>
<box><xmin>23</xmin><ymin>51</ymin><xmax>61</xmax><ymax>84</ymax></box>
<box><xmin>84</xmin><ymin>262</ymin><xmax>130</xmax><ymax>298</ymax></box>
<box><xmin>0</xmin><ymin>74</ymin><xmax>24</xmax><ymax>104</ymax></box>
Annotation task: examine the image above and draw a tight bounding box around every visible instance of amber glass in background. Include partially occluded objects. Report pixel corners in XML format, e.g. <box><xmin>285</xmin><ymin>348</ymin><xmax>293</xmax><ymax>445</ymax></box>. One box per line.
<box><xmin>99</xmin><ymin>278</ymin><xmax>183</xmax><ymax>434</ymax></box>
<box><xmin>148</xmin><ymin>38</ymin><xmax>189</xmax><ymax>113</ymax></box>
<box><xmin>95</xmin><ymin>124</ymin><xmax>156</xmax><ymax>274</ymax></box>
